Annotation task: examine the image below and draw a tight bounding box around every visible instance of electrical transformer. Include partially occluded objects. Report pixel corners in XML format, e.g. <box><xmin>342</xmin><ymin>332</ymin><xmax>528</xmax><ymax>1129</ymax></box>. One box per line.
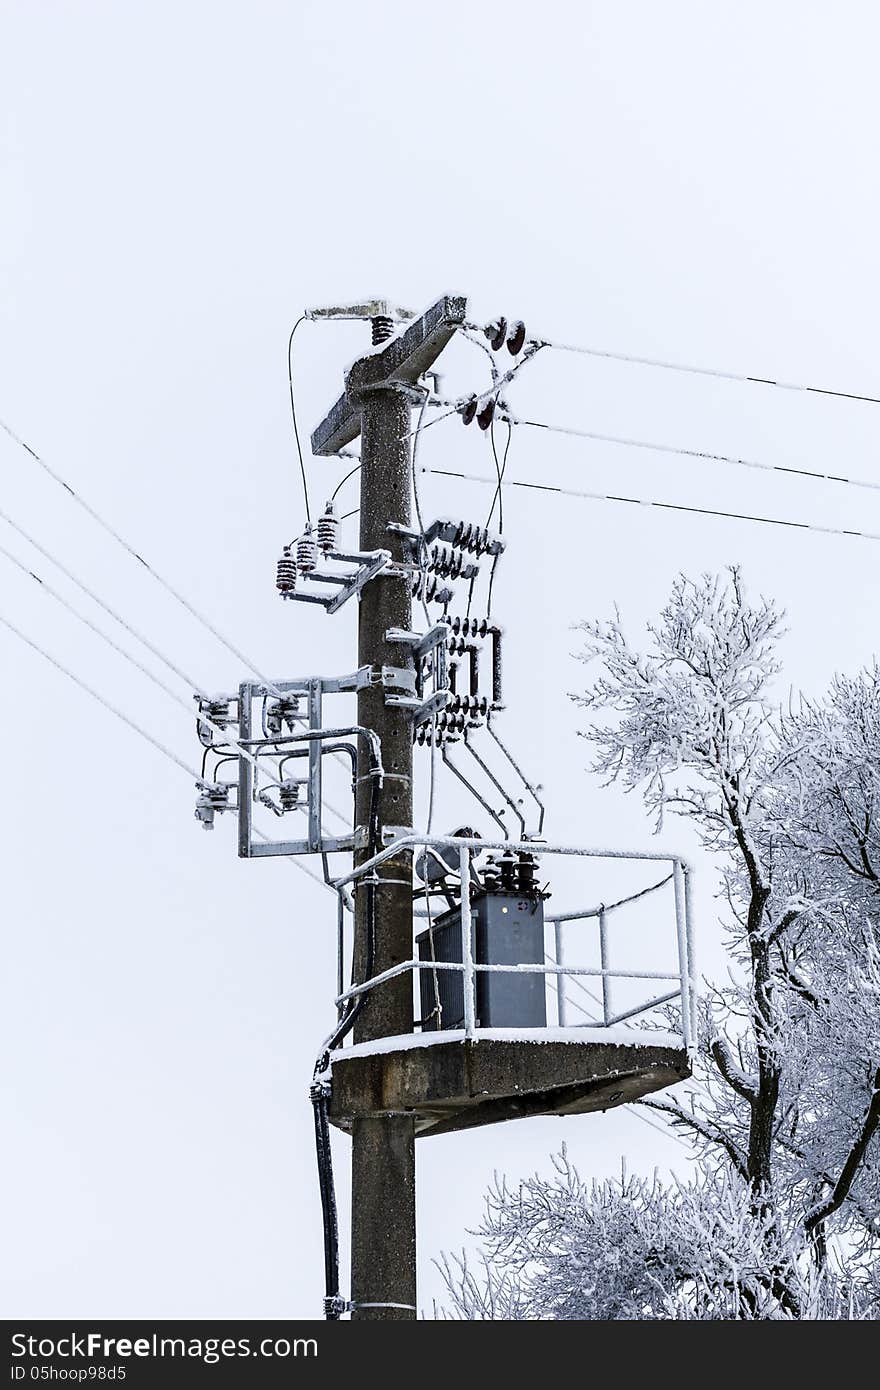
<box><xmin>417</xmin><ymin>881</ymin><xmax>547</xmax><ymax>1030</ymax></box>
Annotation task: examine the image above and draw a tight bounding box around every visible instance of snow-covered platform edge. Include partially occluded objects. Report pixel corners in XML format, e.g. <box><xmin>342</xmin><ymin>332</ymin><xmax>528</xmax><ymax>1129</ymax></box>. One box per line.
<box><xmin>331</xmin><ymin>1026</ymin><xmax>686</xmax><ymax>1064</ymax></box>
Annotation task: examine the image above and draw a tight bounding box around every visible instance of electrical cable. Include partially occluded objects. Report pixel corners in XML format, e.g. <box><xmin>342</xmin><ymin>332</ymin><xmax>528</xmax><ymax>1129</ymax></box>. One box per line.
<box><xmin>0</xmin><ymin>501</ymin><xmax>210</xmax><ymax>700</ymax></box>
<box><xmin>0</xmin><ymin>587</ymin><xmax>338</xmax><ymax>896</ymax></box>
<box><xmin>423</xmin><ymin>466</ymin><xmax>880</xmax><ymax>548</ymax></box>
<box><xmin>498</xmin><ymin>408</ymin><xmax>880</xmax><ymax>501</ymax></box>
<box><xmin>409</xmin><ymin>385</ymin><xmax>443</xmax><ymax>842</ymax></box>
<box><xmin>0</xmin><ymin>606</ymin><xmax>209</xmax><ymax>786</ymax></box>
<box><xmin>0</xmin><ymin>535</ymin><xmax>300</xmax><ymax>797</ymax></box>
<box><xmin>0</xmin><ymin>429</ymin><xmax>351</xmax><ymax>824</ymax></box>
<box><xmin>287</xmin><ymin>315</ymin><xmax>311</xmax><ymax>525</ymax></box>
<box><xmin>330</xmin><ymin>461</ymin><xmax>361</xmax><ymax>503</ymax></box>
<box><xmin>485</xmin><ymin>418</ymin><xmax>511</xmax><ymax>620</ymax></box>
<box><xmin>486</xmin><ymin>414</ymin><xmax>512</xmax><ymax>535</ymax></box>
<box><xmin>311</xmin><ymin>745</ymin><xmax>383</xmax><ymax>1320</ymax></box>
<box><xmin>402</xmin><ymin>341</ymin><xmax>542</xmax><ymax>445</ymax></box>
<box><xmin>0</xmin><ymin>418</ymin><xmax>291</xmax><ymax>701</ymax></box>
<box><xmin>252</xmin><ymin>827</ymin><xmax>333</xmax><ymax>892</ymax></box>
<box><xmin>536</xmin><ymin>333</ymin><xmax>880</xmax><ymax>409</ymax></box>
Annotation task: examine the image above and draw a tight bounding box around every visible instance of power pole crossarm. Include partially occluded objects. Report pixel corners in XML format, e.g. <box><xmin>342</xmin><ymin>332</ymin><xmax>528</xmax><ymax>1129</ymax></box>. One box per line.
<box><xmin>310</xmin><ymin>294</ymin><xmax>467</xmax><ymax>458</ymax></box>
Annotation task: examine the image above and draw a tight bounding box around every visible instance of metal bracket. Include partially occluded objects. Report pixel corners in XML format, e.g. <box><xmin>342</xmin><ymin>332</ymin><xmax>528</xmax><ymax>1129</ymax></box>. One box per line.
<box><xmin>386</xmin><ymin>688</ymin><xmax>450</xmax><ymax>723</ymax></box>
<box><xmin>385</xmin><ymin>622</ymin><xmax>450</xmax><ymax>662</ymax></box>
<box><xmin>374</xmin><ymin>666</ymin><xmax>417</xmax><ymax>695</ymax></box>
<box><xmin>353</xmin><ymin>823</ymin><xmax>414</xmax><ymax>851</ymax></box>
<box><xmin>388</xmin><ymin>518</ymin><xmax>505</xmax><ymax>557</ymax></box>
<box><xmin>290</xmin><ymin>549</ymin><xmax>391</xmax><ymax>614</ymax></box>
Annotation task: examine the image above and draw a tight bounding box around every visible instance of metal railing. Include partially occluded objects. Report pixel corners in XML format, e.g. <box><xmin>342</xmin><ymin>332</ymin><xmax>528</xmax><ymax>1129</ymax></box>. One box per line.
<box><xmin>332</xmin><ymin>835</ymin><xmax>697</xmax><ymax>1051</ymax></box>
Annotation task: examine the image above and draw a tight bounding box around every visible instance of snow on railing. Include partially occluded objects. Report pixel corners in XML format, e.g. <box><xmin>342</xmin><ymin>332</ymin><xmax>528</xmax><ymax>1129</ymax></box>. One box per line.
<box><xmin>332</xmin><ymin>836</ymin><xmax>697</xmax><ymax>1051</ymax></box>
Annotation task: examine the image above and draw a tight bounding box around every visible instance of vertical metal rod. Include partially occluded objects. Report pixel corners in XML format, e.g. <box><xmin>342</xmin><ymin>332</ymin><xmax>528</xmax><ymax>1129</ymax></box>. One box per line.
<box><xmin>307</xmin><ymin>680</ymin><xmax>322</xmax><ymax>852</ymax></box>
<box><xmin>683</xmin><ymin>862</ymin><xmax>697</xmax><ymax>1041</ymax></box>
<box><xmin>336</xmin><ymin>892</ymin><xmax>345</xmax><ymax>1022</ymax></box>
<box><xmin>598</xmin><ymin>907</ymin><xmax>612</xmax><ymax>1025</ymax></box>
<box><xmin>672</xmin><ymin>859</ymin><xmax>691</xmax><ymax>1050</ymax></box>
<box><xmin>460</xmin><ymin>846</ymin><xmax>475</xmax><ymax>1037</ymax></box>
<box><xmin>554</xmin><ymin>920</ymin><xmax>568</xmax><ymax>1026</ymax></box>
<box><xmin>237</xmin><ymin>681</ymin><xmax>253</xmax><ymax>857</ymax></box>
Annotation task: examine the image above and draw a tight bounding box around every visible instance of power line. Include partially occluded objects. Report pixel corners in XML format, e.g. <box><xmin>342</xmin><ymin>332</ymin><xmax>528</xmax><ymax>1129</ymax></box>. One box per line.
<box><xmin>0</xmin><ymin>500</ymin><xmax>210</xmax><ymax>697</ymax></box>
<box><xmin>0</xmin><ymin>600</ymin><xmax>335</xmax><ymax>895</ymax></box>
<box><xmin>537</xmin><ymin>333</ymin><xmax>880</xmax><ymax>409</ymax></box>
<box><xmin>500</xmin><ymin>409</ymin><xmax>880</xmax><ymax>500</ymax></box>
<box><xmin>330</xmin><ymin>461</ymin><xmax>361</xmax><ymax>503</ymax></box>
<box><xmin>0</xmin><ymin>417</ymin><xmax>289</xmax><ymax>701</ymax></box>
<box><xmin>287</xmin><ymin>315</ymin><xmax>312</xmax><ymax>525</ymax></box>
<box><xmin>0</xmin><ymin>605</ymin><xmax>207</xmax><ymax>786</ymax></box>
<box><xmin>0</xmin><ymin>533</ymin><xmax>287</xmax><ymax>790</ymax></box>
<box><xmin>398</xmin><ymin>344</ymin><xmax>542</xmax><ymax>444</ymax></box>
<box><xmin>423</xmin><ymin>466</ymin><xmax>880</xmax><ymax>547</ymax></box>
<box><xmin>0</xmin><ymin>500</ymin><xmax>351</xmax><ymax>826</ymax></box>
<box><xmin>0</xmin><ymin>417</ymin><xmax>352</xmax><ymax>824</ymax></box>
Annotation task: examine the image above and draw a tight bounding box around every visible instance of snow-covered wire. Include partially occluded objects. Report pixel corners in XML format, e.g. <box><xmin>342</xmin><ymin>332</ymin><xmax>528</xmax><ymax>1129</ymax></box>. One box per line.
<box><xmin>410</xmin><ymin>386</ymin><xmax>440</xmax><ymax>835</ymax></box>
<box><xmin>0</xmin><ymin>500</ymin><xmax>210</xmax><ymax>699</ymax></box>
<box><xmin>486</xmin><ymin>415</ymin><xmax>512</xmax><ymax>536</ymax></box>
<box><xmin>398</xmin><ymin>344</ymin><xmax>542</xmax><ymax>444</ymax></box>
<box><xmin>0</xmin><ymin>499</ymin><xmax>351</xmax><ymax>823</ymax></box>
<box><xmin>0</xmin><ymin>598</ymin><xmax>335</xmax><ymax>894</ymax></box>
<box><xmin>330</xmin><ymin>461</ymin><xmax>361</xmax><ymax>502</ymax></box>
<box><xmin>287</xmin><ymin>315</ymin><xmax>312</xmax><ymax>526</ymax></box>
<box><xmin>0</xmin><ymin>423</ymin><xmax>352</xmax><ymax>823</ymax></box>
<box><xmin>0</xmin><ymin>605</ymin><xmax>207</xmax><ymax>786</ymax></box>
<box><xmin>253</xmin><ymin>826</ymin><xmax>332</xmax><ymax>891</ymax></box>
<box><xmin>499</xmin><ymin>408</ymin><xmax>880</xmax><ymax>500</ymax></box>
<box><xmin>423</xmin><ymin>466</ymin><xmax>880</xmax><ymax>548</ymax></box>
<box><xmin>0</xmin><ymin>417</ymin><xmax>290</xmax><ymax>700</ymax></box>
<box><xmin>537</xmin><ymin>333</ymin><xmax>880</xmax><ymax>409</ymax></box>
<box><xmin>0</xmin><ymin>535</ymin><xmax>286</xmax><ymax>790</ymax></box>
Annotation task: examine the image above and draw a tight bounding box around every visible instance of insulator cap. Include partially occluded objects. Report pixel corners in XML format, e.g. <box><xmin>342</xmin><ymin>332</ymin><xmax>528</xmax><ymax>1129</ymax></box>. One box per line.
<box><xmin>476</xmin><ymin>399</ymin><xmax>496</xmax><ymax>431</ymax></box>
<box><xmin>266</xmin><ymin>696</ymin><xmax>300</xmax><ymax>734</ymax></box>
<box><xmin>371</xmin><ymin>315</ymin><xmax>394</xmax><ymax>345</ymax></box>
<box><xmin>461</xmin><ymin>394</ymin><xmax>478</xmax><ymax>426</ymax></box>
<box><xmin>485</xmin><ymin>317</ymin><xmax>507</xmax><ymax>352</ymax></box>
<box><xmin>316</xmin><ymin>501</ymin><xmax>339</xmax><ymax>555</ymax></box>
<box><xmin>296</xmin><ymin>527</ymin><xmax>319</xmax><ymax>574</ymax></box>
<box><xmin>276</xmin><ymin>546</ymin><xmax>297</xmax><ymax>596</ymax></box>
<box><xmin>279</xmin><ymin>778</ymin><xmax>302</xmax><ymax>812</ymax></box>
<box><xmin>507</xmin><ymin>320</ymin><xmax>526</xmax><ymax>355</ymax></box>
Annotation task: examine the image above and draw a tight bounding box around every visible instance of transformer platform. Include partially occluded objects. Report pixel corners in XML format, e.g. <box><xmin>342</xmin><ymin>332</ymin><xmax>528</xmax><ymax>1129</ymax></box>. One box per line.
<box><xmin>327</xmin><ymin>1028</ymin><xmax>690</xmax><ymax>1138</ymax></box>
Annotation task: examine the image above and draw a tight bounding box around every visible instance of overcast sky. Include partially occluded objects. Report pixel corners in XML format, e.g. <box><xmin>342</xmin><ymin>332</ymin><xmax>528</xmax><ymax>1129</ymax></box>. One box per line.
<box><xmin>3</xmin><ymin>2</ymin><xmax>880</xmax><ymax>1318</ymax></box>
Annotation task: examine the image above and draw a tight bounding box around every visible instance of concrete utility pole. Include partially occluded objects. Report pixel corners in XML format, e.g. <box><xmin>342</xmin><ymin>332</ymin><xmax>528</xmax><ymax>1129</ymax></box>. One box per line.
<box><xmin>312</xmin><ymin>296</ymin><xmax>467</xmax><ymax>1320</ymax></box>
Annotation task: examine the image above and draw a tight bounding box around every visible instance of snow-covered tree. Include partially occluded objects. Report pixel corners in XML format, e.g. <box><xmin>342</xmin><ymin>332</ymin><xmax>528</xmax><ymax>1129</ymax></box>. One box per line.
<box><xmin>439</xmin><ymin>569</ymin><xmax>880</xmax><ymax>1319</ymax></box>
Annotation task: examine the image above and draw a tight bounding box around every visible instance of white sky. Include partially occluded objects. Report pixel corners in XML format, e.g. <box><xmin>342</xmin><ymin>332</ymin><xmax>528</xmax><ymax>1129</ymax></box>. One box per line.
<box><xmin>2</xmin><ymin>1</ymin><xmax>879</xmax><ymax>1317</ymax></box>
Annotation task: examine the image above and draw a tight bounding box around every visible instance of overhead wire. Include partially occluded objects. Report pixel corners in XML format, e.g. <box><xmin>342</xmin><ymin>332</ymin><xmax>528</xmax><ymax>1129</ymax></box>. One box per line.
<box><xmin>0</xmin><ymin>420</ymin><xmax>351</xmax><ymax>826</ymax></box>
<box><xmin>424</xmin><ymin>466</ymin><xmax>880</xmax><ymax>548</ymax></box>
<box><xmin>498</xmin><ymin>409</ymin><xmax>880</xmax><ymax>500</ymax></box>
<box><xmin>0</xmin><ymin>606</ymin><xmax>207</xmax><ymax>787</ymax></box>
<box><xmin>0</xmin><ymin>418</ymin><xmax>292</xmax><ymax>701</ymax></box>
<box><xmin>0</xmin><ymin>500</ymin><xmax>212</xmax><ymax>700</ymax></box>
<box><xmin>397</xmin><ymin>342</ymin><xmax>542</xmax><ymax>445</ymax></box>
<box><xmin>287</xmin><ymin>315</ymin><xmax>312</xmax><ymax>526</ymax></box>
<box><xmin>330</xmin><ymin>461</ymin><xmax>361</xmax><ymax>503</ymax></box>
<box><xmin>536</xmin><ymin>333</ymin><xmax>880</xmax><ymax>409</ymax></box>
<box><xmin>0</xmin><ymin>595</ymin><xmax>336</xmax><ymax>894</ymax></box>
<box><xmin>410</xmin><ymin>385</ymin><xmax>439</xmax><ymax>836</ymax></box>
<box><xmin>0</xmin><ymin>534</ymin><xmax>289</xmax><ymax>793</ymax></box>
